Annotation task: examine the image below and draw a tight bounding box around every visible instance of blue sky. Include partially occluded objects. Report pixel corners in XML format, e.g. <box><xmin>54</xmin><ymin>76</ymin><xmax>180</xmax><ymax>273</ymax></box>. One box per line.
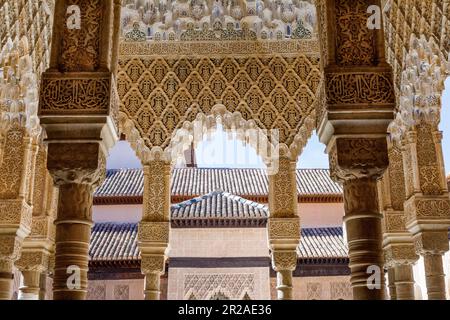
<box><xmin>107</xmin><ymin>78</ymin><xmax>450</xmax><ymax>173</ymax></box>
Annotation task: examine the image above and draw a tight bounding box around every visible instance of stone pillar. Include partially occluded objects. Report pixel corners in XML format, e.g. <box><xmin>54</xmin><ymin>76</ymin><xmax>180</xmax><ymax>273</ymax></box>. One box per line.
<box><xmin>379</xmin><ymin>144</ymin><xmax>419</xmax><ymax>300</ymax></box>
<box><xmin>402</xmin><ymin>126</ymin><xmax>450</xmax><ymax>300</ymax></box>
<box><xmin>38</xmin><ymin>0</ymin><xmax>120</xmax><ymax>299</ymax></box>
<box><xmin>267</xmin><ymin>151</ymin><xmax>300</xmax><ymax>300</ymax></box>
<box><xmin>48</xmin><ymin>150</ymin><xmax>105</xmax><ymax>300</ymax></box>
<box><xmin>341</xmin><ymin>174</ymin><xmax>386</xmax><ymax>300</ymax></box>
<box><xmin>16</xmin><ymin>145</ymin><xmax>57</xmax><ymax>300</ymax></box>
<box><xmin>394</xmin><ymin>264</ymin><xmax>416</xmax><ymax>300</ymax></box>
<box><xmin>316</xmin><ymin>0</ymin><xmax>396</xmax><ymax>300</ymax></box>
<box><xmin>0</xmin><ymin>37</ymin><xmax>42</xmax><ymax>300</ymax></box>
<box><xmin>39</xmin><ymin>272</ymin><xmax>48</xmax><ymax>300</ymax></box>
<box><xmin>387</xmin><ymin>268</ymin><xmax>397</xmax><ymax>300</ymax></box>
<box><xmin>138</xmin><ymin>159</ymin><xmax>171</xmax><ymax>300</ymax></box>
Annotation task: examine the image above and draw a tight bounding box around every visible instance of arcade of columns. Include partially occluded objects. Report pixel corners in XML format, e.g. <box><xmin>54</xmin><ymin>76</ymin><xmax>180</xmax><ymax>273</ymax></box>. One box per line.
<box><xmin>0</xmin><ymin>0</ymin><xmax>449</xmax><ymax>300</ymax></box>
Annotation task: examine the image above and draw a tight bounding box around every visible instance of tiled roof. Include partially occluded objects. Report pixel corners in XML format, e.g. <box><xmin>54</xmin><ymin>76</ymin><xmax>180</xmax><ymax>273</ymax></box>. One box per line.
<box><xmin>90</xmin><ymin>223</ymin><xmax>139</xmax><ymax>262</ymax></box>
<box><xmin>94</xmin><ymin>168</ymin><xmax>343</xmax><ymax>201</ymax></box>
<box><xmin>171</xmin><ymin>191</ymin><xmax>268</xmax><ymax>220</ymax></box>
<box><xmin>89</xmin><ymin>222</ymin><xmax>349</xmax><ymax>263</ymax></box>
<box><xmin>298</xmin><ymin>227</ymin><xmax>348</xmax><ymax>259</ymax></box>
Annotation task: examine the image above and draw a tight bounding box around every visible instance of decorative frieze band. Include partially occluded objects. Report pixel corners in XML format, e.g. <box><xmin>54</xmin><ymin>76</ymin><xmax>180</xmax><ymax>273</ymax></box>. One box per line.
<box><xmin>39</xmin><ymin>73</ymin><xmax>112</xmax><ymax>115</ymax></box>
<box><xmin>119</xmin><ymin>40</ymin><xmax>320</xmax><ymax>57</ymax></box>
<box><xmin>138</xmin><ymin>221</ymin><xmax>170</xmax><ymax>244</ymax></box>
<box><xmin>325</xmin><ymin>71</ymin><xmax>395</xmax><ymax>106</ymax></box>
<box><xmin>268</xmin><ymin>218</ymin><xmax>301</xmax><ymax>241</ymax></box>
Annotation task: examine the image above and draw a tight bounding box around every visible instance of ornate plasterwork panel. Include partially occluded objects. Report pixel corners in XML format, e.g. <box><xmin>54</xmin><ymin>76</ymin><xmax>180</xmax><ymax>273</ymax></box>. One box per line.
<box><xmin>121</xmin><ymin>0</ymin><xmax>317</xmax><ymax>42</ymax></box>
<box><xmin>184</xmin><ymin>273</ymin><xmax>255</xmax><ymax>300</ymax></box>
<box><xmin>118</xmin><ymin>39</ymin><xmax>321</xmax><ymax>160</ymax></box>
<box><xmin>382</xmin><ymin>0</ymin><xmax>450</xmax><ymax>93</ymax></box>
<box><xmin>0</xmin><ymin>0</ymin><xmax>54</xmax><ymax>84</ymax></box>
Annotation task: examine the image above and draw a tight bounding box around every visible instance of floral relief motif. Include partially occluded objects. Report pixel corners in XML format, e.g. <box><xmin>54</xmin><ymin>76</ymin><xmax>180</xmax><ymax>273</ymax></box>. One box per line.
<box><xmin>60</xmin><ymin>0</ymin><xmax>104</xmax><ymax>72</ymax></box>
<box><xmin>334</xmin><ymin>0</ymin><xmax>376</xmax><ymax>66</ymax></box>
<box><xmin>184</xmin><ymin>274</ymin><xmax>255</xmax><ymax>301</ymax></box>
<box><xmin>118</xmin><ymin>53</ymin><xmax>321</xmax><ymax>149</ymax></box>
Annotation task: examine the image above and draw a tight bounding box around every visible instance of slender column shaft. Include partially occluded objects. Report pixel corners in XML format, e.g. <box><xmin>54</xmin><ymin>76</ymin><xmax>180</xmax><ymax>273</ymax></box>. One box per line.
<box><xmin>53</xmin><ymin>183</ymin><xmax>93</xmax><ymax>300</ymax></box>
<box><xmin>18</xmin><ymin>271</ymin><xmax>41</xmax><ymax>300</ymax></box>
<box><xmin>343</xmin><ymin>178</ymin><xmax>386</xmax><ymax>300</ymax></box>
<box><xmin>276</xmin><ymin>270</ymin><xmax>293</xmax><ymax>300</ymax></box>
<box><xmin>268</xmin><ymin>156</ymin><xmax>300</xmax><ymax>301</ymax></box>
<box><xmin>0</xmin><ymin>266</ymin><xmax>13</xmax><ymax>300</ymax></box>
<box><xmin>424</xmin><ymin>254</ymin><xmax>446</xmax><ymax>300</ymax></box>
<box><xmin>39</xmin><ymin>272</ymin><xmax>47</xmax><ymax>300</ymax></box>
<box><xmin>144</xmin><ymin>273</ymin><xmax>161</xmax><ymax>300</ymax></box>
<box><xmin>394</xmin><ymin>264</ymin><xmax>415</xmax><ymax>300</ymax></box>
<box><xmin>0</xmin><ymin>235</ymin><xmax>22</xmax><ymax>300</ymax></box>
<box><xmin>387</xmin><ymin>268</ymin><xmax>396</xmax><ymax>300</ymax></box>
<box><xmin>139</xmin><ymin>161</ymin><xmax>171</xmax><ymax>300</ymax></box>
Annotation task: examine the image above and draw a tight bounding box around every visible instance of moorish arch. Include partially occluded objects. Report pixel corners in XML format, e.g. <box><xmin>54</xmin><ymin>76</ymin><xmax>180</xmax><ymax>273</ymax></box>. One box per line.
<box><xmin>7</xmin><ymin>0</ymin><xmax>450</xmax><ymax>301</ymax></box>
<box><xmin>117</xmin><ymin>0</ymin><xmax>321</xmax><ymax>300</ymax></box>
<box><xmin>381</xmin><ymin>35</ymin><xmax>450</xmax><ymax>300</ymax></box>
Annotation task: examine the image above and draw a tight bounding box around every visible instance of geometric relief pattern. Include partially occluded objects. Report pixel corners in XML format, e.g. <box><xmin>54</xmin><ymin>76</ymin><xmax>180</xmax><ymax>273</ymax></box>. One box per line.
<box><xmin>306</xmin><ymin>282</ymin><xmax>322</xmax><ymax>300</ymax></box>
<box><xmin>114</xmin><ymin>285</ymin><xmax>130</xmax><ymax>300</ymax></box>
<box><xmin>184</xmin><ymin>274</ymin><xmax>255</xmax><ymax>300</ymax></box>
<box><xmin>118</xmin><ymin>53</ymin><xmax>321</xmax><ymax>148</ymax></box>
<box><xmin>87</xmin><ymin>283</ymin><xmax>106</xmax><ymax>300</ymax></box>
<box><xmin>330</xmin><ymin>282</ymin><xmax>352</xmax><ymax>300</ymax></box>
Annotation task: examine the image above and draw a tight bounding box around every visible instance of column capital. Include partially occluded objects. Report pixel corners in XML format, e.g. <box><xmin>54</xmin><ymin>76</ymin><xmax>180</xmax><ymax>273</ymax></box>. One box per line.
<box><xmin>329</xmin><ymin>137</ymin><xmax>389</xmax><ymax>183</ymax></box>
<box><xmin>138</xmin><ymin>221</ymin><xmax>170</xmax><ymax>249</ymax></box>
<box><xmin>271</xmin><ymin>250</ymin><xmax>297</xmax><ymax>272</ymax></box>
<box><xmin>0</xmin><ymin>235</ymin><xmax>22</xmax><ymax>272</ymax></box>
<box><xmin>413</xmin><ymin>231</ymin><xmax>449</xmax><ymax>256</ymax></box>
<box><xmin>268</xmin><ymin>218</ymin><xmax>300</xmax><ymax>251</ymax></box>
<box><xmin>47</xmin><ymin>143</ymin><xmax>106</xmax><ymax>187</ymax></box>
<box><xmin>15</xmin><ymin>249</ymin><xmax>50</xmax><ymax>273</ymax></box>
<box><xmin>384</xmin><ymin>244</ymin><xmax>419</xmax><ymax>268</ymax></box>
<box><xmin>141</xmin><ymin>255</ymin><xmax>167</xmax><ymax>275</ymax></box>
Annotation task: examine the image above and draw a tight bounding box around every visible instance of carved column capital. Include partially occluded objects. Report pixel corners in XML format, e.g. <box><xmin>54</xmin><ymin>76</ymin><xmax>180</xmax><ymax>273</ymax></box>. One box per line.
<box><xmin>271</xmin><ymin>250</ymin><xmax>297</xmax><ymax>272</ymax></box>
<box><xmin>47</xmin><ymin>143</ymin><xmax>106</xmax><ymax>187</ymax></box>
<box><xmin>141</xmin><ymin>255</ymin><xmax>166</xmax><ymax>275</ymax></box>
<box><xmin>0</xmin><ymin>235</ymin><xmax>23</xmax><ymax>272</ymax></box>
<box><xmin>329</xmin><ymin>137</ymin><xmax>389</xmax><ymax>183</ymax></box>
<box><xmin>138</xmin><ymin>221</ymin><xmax>170</xmax><ymax>247</ymax></box>
<box><xmin>268</xmin><ymin>218</ymin><xmax>300</xmax><ymax>250</ymax></box>
<box><xmin>384</xmin><ymin>244</ymin><xmax>419</xmax><ymax>268</ymax></box>
<box><xmin>413</xmin><ymin>231</ymin><xmax>450</xmax><ymax>256</ymax></box>
<box><xmin>15</xmin><ymin>250</ymin><xmax>50</xmax><ymax>273</ymax></box>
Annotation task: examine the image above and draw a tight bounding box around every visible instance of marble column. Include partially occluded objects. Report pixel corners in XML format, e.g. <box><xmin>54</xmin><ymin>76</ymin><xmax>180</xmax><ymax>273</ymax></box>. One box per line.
<box><xmin>38</xmin><ymin>0</ymin><xmax>120</xmax><ymax>300</ymax></box>
<box><xmin>316</xmin><ymin>0</ymin><xmax>396</xmax><ymax>300</ymax></box>
<box><xmin>380</xmin><ymin>144</ymin><xmax>418</xmax><ymax>300</ymax></box>
<box><xmin>138</xmin><ymin>159</ymin><xmax>171</xmax><ymax>300</ymax></box>
<box><xmin>46</xmin><ymin>147</ymin><xmax>106</xmax><ymax>300</ymax></box>
<box><xmin>387</xmin><ymin>268</ymin><xmax>397</xmax><ymax>300</ymax></box>
<box><xmin>267</xmin><ymin>153</ymin><xmax>301</xmax><ymax>300</ymax></box>
<box><xmin>342</xmin><ymin>176</ymin><xmax>386</xmax><ymax>300</ymax></box>
<box><xmin>402</xmin><ymin>126</ymin><xmax>450</xmax><ymax>300</ymax></box>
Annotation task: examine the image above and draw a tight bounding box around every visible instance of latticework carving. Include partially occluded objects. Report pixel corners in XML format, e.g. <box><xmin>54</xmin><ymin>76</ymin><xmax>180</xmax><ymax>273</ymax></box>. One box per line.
<box><xmin>184</xmin><ymin>273</ymin><xmax>255</xmax><ymax>300</ymax></box>
<box><xmin>118</xmin><ymin>45</ymin><xmax>321</xmax><ymax>160</ymax></box>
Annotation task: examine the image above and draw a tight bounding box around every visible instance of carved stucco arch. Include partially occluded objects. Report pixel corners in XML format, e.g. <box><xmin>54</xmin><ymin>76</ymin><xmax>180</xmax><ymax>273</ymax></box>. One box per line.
<box><xmin>117</xmin><ymin>42</ymin><xmax>321</xmax><ymax>165</ymax></box>
<box><xmin>120</xmin><ymin>102</ymin><xmax>316</xmax><ymax>165</ymax></box>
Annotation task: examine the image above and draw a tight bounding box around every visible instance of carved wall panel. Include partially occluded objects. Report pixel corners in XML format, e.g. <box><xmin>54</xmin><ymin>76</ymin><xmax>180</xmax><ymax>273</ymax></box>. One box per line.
<box><xmin>184</xmin><ymin>273</ymin><xmax>255</xmax><ymax>300</ymax></box>
<box><xmin>118</xmin><ymin>41</ymin><xmax>321</xmax><ymax>152</ymax></box>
